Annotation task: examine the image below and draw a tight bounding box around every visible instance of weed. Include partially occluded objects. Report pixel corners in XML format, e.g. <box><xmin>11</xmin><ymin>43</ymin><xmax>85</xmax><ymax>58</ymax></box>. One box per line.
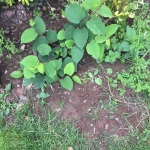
<box><xmin>0</xmin><ymin>110</ymin><xmax>93</xmax><ymax>150</ymax></box>
<box><xmin>0</xmin><ymin>83</ymin><xmax>18</xmax><ymax>120</ymax></box>
<box><xmin>0</xmin><ymin>29</ymin><xmax>18</xmax><ymax>58</ymax></box>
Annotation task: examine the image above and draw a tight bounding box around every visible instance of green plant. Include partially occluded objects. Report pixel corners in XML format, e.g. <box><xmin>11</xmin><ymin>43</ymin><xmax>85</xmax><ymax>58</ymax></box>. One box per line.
<box><xmin>3</xmin><ymin>0</ymin><xmax>33</xmax><ymax>6</ymax></box>
<box><xmin>0</xmin><ymin>83</ymin><xmax>18</xmax><ymax>120</ymax></box>
<box><xmin>81</xmin><ymin>69</ymin><xmax>103</xmax><ymax>85</ymax></box>
<box><xmin>0</xmin><ymin>111</ymin><xmax>93</xmax><ymax>150</ymax></box>
<box><xmin>11</xmin><ymin>1</ymin><xmax>119</xmax><ymax>92</ymax></box>
<box><xmin>116</xmin><ymin>56</ymin><xmax>150</xmax><ymax>95</ymax></box>
<box><xmin>33</xmin><ymin>8</ymin><xmax>42</xmax><ymax>17</ymax></box>
<box><xmin>0</xmin><ymin>29</ymin><xmax>18</xmax><ymax>58</ymax></box>
<box><xmin>106</xmin><ymin>2</ymin><xmax>149</xmax><ymax>63</ymax></box>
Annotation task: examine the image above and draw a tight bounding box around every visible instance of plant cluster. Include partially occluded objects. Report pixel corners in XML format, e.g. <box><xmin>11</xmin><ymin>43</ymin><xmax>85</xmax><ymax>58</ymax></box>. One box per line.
<box><xmin>0</xmin><ymin>29</ymin><xmax>18</xmax><ymax>58</ymax></box>
<box><xmin>11</xmin><ymin>0</ymin><xmax>120</xmax><ymax>91</ymax></box>
<box><xmin>0</xmin><ymin>111</ymin><xmax>93</xmax><ymax>150</ymax></box>
<box><xmin>2</xmin><ymin>0</ymin><xmax>33</xmax><ymax>6</ymax></box>
<box><xmin>117</xmin><ymin>57</ymin><xmax>150</xmax><ymax>95</ymax></box>
<box><xmin>0</xmin><ymin>83</ymin><xmax>17</xmax><ymax>121</ymax></box>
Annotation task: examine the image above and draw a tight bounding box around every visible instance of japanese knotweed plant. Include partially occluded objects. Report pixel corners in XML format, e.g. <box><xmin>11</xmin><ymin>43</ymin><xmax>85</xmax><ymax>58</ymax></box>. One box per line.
<box><xmin>11</xmin><ymin>0</ymin><xmax>119</xmax><ymax>91</ymax></box>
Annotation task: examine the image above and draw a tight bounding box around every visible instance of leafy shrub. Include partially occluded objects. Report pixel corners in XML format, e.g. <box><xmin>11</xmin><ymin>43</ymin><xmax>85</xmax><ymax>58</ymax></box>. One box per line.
<box><xmin>0</xmin><ymin>29</ymin><xmax>18</xmax><ymax>58</ymax></box>
<box><xmin>11</xmin><ymin>0</ymin><xmax>119</xmax><ymax>91</ymax></box>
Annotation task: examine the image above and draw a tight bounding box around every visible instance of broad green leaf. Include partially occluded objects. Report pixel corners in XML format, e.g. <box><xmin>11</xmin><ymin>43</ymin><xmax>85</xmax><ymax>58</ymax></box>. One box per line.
<box><xmin>95</xmin><ymin>24</ymin><xmax>119</xmax><ymax>43</ymax></box>
<box><xmin>36</xmin><ymin>63</ymin><xmax>44</xmax><ymax>74</ymax></box>
<box><xmin>44</xmin><ymin>61</ymin><xmax>56</xmax><ymax>79</ymax></box>
<box><xmin>71</xmin><ymin>46</ymin><xmax>84</xmax><ymax>64</ymax></box>
<box><xmin>72</xmin><ymin>75</ymin><xmax>82</xmax><ymax>84</ymax></box>
<box><xmin>23</xmin><ymin>67</ymin><xmax>35</xmax><ymax>79</ymax></box>
<box><xmin>57</xmin><ymin>30</ymin><xmax>66</xmax><ymax>40</ymax></box>
<box><xmin>99</xmin><ymin>43</ymin><xmax>104</xmax><ymax>61</ymax></box>
<box><xmin>65</xmin><ymin>40</ymin><xmax>74</xmax><ymax>49</ymax></box>
<box><xmin>64</xmin><ymin>62</ymin><xmax>75</xmax><ymax>76</ymax></box>
<box><xmin>20</xmin><ymin>55</ymin><xmax>39</xmax><ymax>68</ymax></box>
<box><xmin>73</xmin><ymin>28</ymin><xmax>88</xmax><ymax>49</ymax></box>
<box><xmin>60</xmin><ymin>42</ymin><xmax>66</xmax><ymax>47</ymax></box>
<box><xmin>115</xmin><ymin>51</ymin><xmax>121</xmax><ymax>58</ymax></box>
<box><xmin>83</xmin><ymin>0</ymin><xmax>100</xmax><ymax>10</ymax></box>
<box><xmin>46</xmin><ymin>29</ymin><xmax>58</xmax><ymax>43</ymax></box>
<box><xmin>105</xmin><ymin>55</ymin><xmax>111</xmax><ymax>63</ymax></box>
<box><xmin>60</xmin><ymin>76</ymin><xmax>73</xmax><ymax>90</ymax></box>
<box><xmin>21</xmin><ymin>28</ymin><xmax>38</xmax><ymax>43</ymax></box>
<box><xmin>126</xmin><ymin>26</ymin><xmax>136</xmax><ymax>40</ymax></box>
<box><xmin>86</xmin><ymin>16</ymin><xmax>105</xmax><ymax>35</ymax></box>
<box><xmin>32</xmin><ymin>36</ymin><xmax>48</xmax><ymax>51</ymax></box>
<box><xmin>5</xmin><ymin>83</ymin><xmax>11</xmax><ymax>91</ymax></box>
<box><xmin>61</xmin><ymin>48</ymin><xmax>67</xmax><ymax>58</ymax></box>
<box><xmin>64</xmin><ymin>24</ymin><xmax>75</xmax><ymax>39</ymax></box>
<box><xmin>45</xmin><ymin>75</ymin><xmax>58</xmax><ymax>84</ymax></box>
<box><xmin>62</xmin><ymin>57</ymin><xmax>77</xmax><ymax>72</ymax></box>
<box><xmin>65</xmin><ymin>4</ymin><xmax>85</xmax><ymax>24</ymax></box>
<box><xmin>39</xmin><ymin>55</ymin><xmax>50</xmax><ymax>63</ymax></box>
<box><xmin>37</xmin><ymin>44</ymin><xmax>51</xmax><ymax>56</ymax></box>
<box><xmin>86</xmin><ymin>40</ymin><xmax>100</xmax><ymax>60</ymax></box>
<box><xmin>98</xmin><ymin>5</ymin><xmax>113</xmax><ymax>18</ymax></box>
<box><xmin>53</xmin><ymin>58</ymin><xmax>62</xmax><ymax>71</ymax></box>
<box><xmin>88</xmin><ymin>29</ymin><xmax>96</xmax><ymax>41</ymax></box>
<box><xmin>34</xmin><ymin>16</ymin><xmax>46</xmax><ymax>34</ymax></box>
<box><xmin>95</xmin><ymin>78</ymin><xmax>102</xmax><ymax>85</ymax></box>
<box><xmin>33</xmin><ymin>73</ymin><xmax>45</xmax><ymax>89</ymax></box>
<box><xmin>118</xmin><ymin>41</ymin><xmax>130</xmax><ymax>52</ymax></box>
<box><xmin>10</xmin><ymin>70</ymin><xmax>23</xmax><ymax>78</ymax></box>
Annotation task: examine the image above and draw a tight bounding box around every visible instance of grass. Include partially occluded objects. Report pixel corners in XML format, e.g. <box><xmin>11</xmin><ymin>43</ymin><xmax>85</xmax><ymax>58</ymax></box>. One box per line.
<box><xmin>0</xmin><ymin>107</ymin><xmax>93</xmax><ymax>150</ymax></box>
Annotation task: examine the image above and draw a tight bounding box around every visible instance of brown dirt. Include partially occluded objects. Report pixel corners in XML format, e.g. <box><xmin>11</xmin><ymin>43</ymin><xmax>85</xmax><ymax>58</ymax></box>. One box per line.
<box><xmin>0</xmin><ymin>1</ymin><xmax>147</xmax><ymax>148</ymax></box>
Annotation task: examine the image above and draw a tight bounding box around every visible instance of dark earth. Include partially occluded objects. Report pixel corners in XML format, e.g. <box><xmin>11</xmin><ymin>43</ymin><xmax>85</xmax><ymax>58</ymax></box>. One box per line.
<box><xmin>0</xmin><ymin>0</ymin><xmax>150</xmax><ymax>149</ymax></box>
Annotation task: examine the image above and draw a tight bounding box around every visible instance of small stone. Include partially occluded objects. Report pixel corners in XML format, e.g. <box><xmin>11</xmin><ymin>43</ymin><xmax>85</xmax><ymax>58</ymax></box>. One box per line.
<box><xmin>19</xmin><ymin>20</ymin><xmax>23</xmax><ymax>24</ymax></box>
<box><xmin>105</xmin><ymin>124</ymin><xmax>109</xmax><ymax>130</ymax></box>
<box><xmin>16</xmin><ymin>103</ymin><xmax>24</xmax><ymax>110</ymax></box>
<box><xmin>15</xmin><ymin>87</ymin><xmax>27</xmax><ymax>96</ymax></box>
<box><xmin>67</xmin><ymin>147</ymin><xmax>74</xmax><ymax>150</ymax></box>
<box><xmin>19</xmin><ymin>95</ymin><xmax>28</xmax><ymax>102</ymax></box>
<box><xmin>43</xmin><ymin>6</ymin><xmax>47</xmax><ymax>11</ymax></box>
<box><xmin>87</xmin><ymin>108</ymin><xmax>91</xmax><ymax>112</ymax></box>
<box><xmin>4</xmin><ymin>70</ymin><xmax>7</xmax><ymax>74</ymax></box>
<box><xmin>20</xmin><ymin>44</ymin><xmax>26</xmax><ymax>51</ymax></box>
<box><xmin>4</xmin><ymin>27</ymin><xmax>10</xmax><ymax>34</ymax></box>
<box><xmin>6</xmin><ymin>10</ymin><xmax>15</xmax><ymax>18</ymax></box>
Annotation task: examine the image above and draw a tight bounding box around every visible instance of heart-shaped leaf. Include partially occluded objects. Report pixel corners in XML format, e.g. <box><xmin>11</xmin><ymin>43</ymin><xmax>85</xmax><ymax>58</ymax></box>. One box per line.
<box><xmin>64</xmin><ymin>62</ymin><xmax>75</xmax><ymax>76</ymax></box>
<box><xmin>86</xmin><ymin>16</ymin><xmax>105</xmax><ymax>35</ymax></box>
<box><xmin>34</xmin><ymin>16</ymin><xmax>46</xmax><ymax>34</ymax></box>
<box><xmin>98</xmin><ymin>5</ymin><xmax>113</xmax><ymax>18</ymax></box>
<box><xmin>21</xmin><ymin>28</ymin><xmax>38</xmax><ymax>43</ymax></box>
<box><xmin>65</xmin><ymin>4</ymin><xmax>85</xmax><ymax>24</ymax></box>
<box><xmin>60</xmin><ymin>76</ymin><xmax>73</xmax><ymax>90</ymax></box>
<box><xmin>10</xmin><ymin>70</ymin><xmax>23</xmax><ymax>78</ymax></box>
<box><xmin>37</xmin><ymin>44</ymin><xmax>51</xmax><ymax>56</ymax></box>
<box><xmin>72</xmin><ymin>75</ymin><xmax>82</xmax><ymax>84</ymax></box>
<box><xmin>73</xmin><ymin>28</ymin><xmax>88</xmax><ymax>49</ymax></box>
<box><xmin>83</xmin><ymin>0</ymin><xmax>101</xmax><ymax>10</ymax></box>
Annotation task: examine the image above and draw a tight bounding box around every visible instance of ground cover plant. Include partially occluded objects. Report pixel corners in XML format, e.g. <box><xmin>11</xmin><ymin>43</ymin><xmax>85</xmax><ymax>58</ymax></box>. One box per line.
<box><xmin>0</xmin><ymin>29</ymin><xmax>18</xmax><ymax>58</ymax></box>
<box><xmin>0</xmin><ymin>106</ymin><xmax>93</xmax><ymax>150</ymax></box>
<box><xmin>0</xmin><ymin>0</ymin><xmax>150</xmax><ymax>149</ymax></box>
